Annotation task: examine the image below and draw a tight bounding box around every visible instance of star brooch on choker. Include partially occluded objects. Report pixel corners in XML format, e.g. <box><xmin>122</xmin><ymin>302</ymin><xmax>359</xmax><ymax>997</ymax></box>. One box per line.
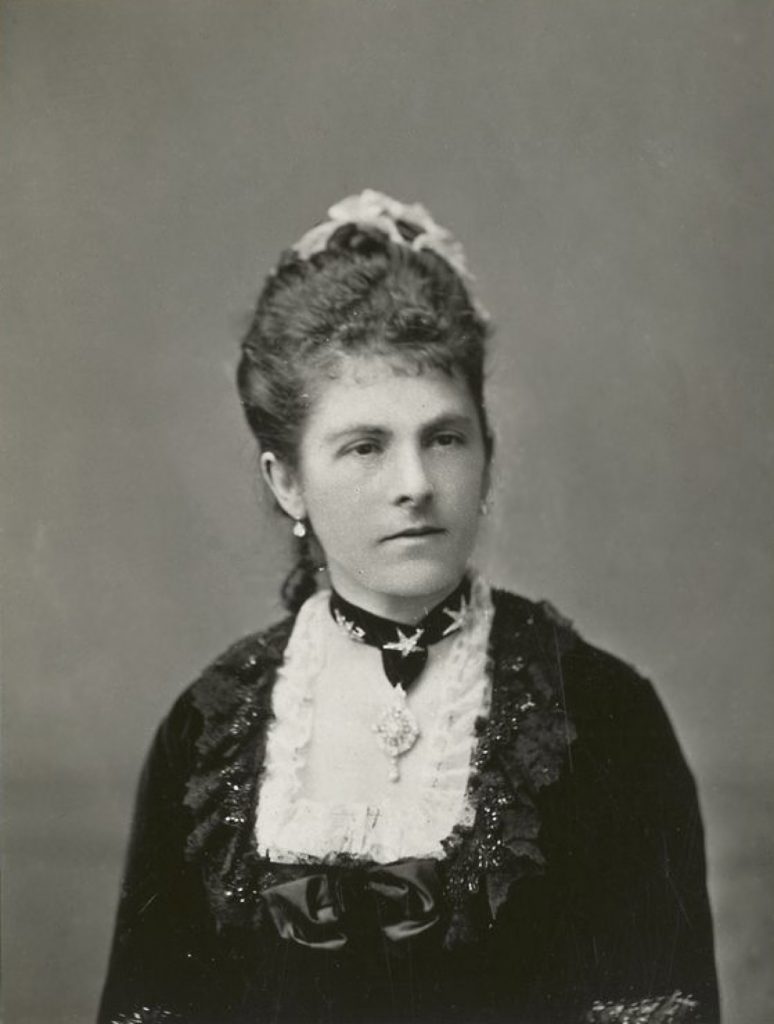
<box><xmin>382</xmin><ymin>627</ymin><xmax>425</xmax><ymax>658</ymax></box>
<box><xmin>441</xmin><ymin>595</ymin><xmax>469</xmax><ymax>636</ymax></box>
<box><xmin>333</xmin><ymin>609</ymin><xmax>366</xmax><ymax>643</ymax></box>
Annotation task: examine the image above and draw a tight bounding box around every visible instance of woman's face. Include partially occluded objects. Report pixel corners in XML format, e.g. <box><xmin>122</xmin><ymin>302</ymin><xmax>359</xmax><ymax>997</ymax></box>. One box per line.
<box><xmin>269</xmin><ymin>354</ymin><xmax>489</xmax><ymax>619</ymax></box>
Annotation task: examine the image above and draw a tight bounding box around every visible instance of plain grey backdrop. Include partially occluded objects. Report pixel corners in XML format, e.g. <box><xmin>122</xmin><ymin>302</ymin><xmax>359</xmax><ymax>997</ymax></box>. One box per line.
<box><xmin>3</xmin><ymin>2</ymin><xmax>773</xmax><ymax>1022</ymax></box>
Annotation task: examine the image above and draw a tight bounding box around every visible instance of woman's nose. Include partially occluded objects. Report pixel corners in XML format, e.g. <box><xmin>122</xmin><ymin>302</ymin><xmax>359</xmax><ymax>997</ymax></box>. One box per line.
<box><xmin>392</xmin><ymin>446</ymin><xmax>434</xmax><ymax>506</ymax></box>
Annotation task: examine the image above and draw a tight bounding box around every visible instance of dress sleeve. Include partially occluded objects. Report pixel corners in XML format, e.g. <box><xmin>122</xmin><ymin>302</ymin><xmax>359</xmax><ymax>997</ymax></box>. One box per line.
<box><xmin>98</xmin><ymin>693</ymin><xmax>217</xmax><ymax>1024</ymax></box>
<box><xmin>559</xmin><ymin>647</ymin><xmax>721</xmax><ymax>1023</ymax></box>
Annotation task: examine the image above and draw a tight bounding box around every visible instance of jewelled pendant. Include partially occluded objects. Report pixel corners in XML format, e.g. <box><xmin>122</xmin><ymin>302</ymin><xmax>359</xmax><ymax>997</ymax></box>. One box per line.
<box><xmin>372</xmin><ymin>685</ymin><xmax>420</xmax><ymax>782</ymax></box>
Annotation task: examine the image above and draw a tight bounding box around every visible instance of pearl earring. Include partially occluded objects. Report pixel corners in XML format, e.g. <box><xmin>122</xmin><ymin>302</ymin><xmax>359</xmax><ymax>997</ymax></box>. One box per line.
<box><xmin>292</xmin><ymin>518</ymin><xmax>307</xmax><ymax>538</ymax></box>
<box><xmin>479</xmin><ymin>497</ymin><xmax>492</xmax><ymax>517</ymax></box>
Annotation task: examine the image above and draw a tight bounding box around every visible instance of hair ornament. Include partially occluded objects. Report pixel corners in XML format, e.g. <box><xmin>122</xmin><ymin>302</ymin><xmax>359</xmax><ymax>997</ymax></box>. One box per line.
<box><xmin>292</xmin><ymin>189</ymin><xmax>474</xmax><ymax>284</ymax></box>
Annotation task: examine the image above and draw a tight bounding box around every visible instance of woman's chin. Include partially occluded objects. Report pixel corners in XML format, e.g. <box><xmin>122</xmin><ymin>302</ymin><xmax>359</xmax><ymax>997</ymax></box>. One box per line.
<box><xmin>362</xmin><ymin>560</ymin><xmax>467</xmax><ymax>601</ymax></box>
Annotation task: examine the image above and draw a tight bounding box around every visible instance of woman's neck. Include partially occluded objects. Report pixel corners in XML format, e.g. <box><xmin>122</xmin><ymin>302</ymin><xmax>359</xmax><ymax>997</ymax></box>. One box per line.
<box><xmin>327</xmin><ymin>574</ymin><xmax>465</xmax><ymax>625</ymax></box>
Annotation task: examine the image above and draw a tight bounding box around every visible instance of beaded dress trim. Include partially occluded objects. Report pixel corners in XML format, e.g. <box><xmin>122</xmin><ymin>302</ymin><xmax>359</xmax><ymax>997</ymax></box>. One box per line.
<box><xmin>583</xmin><ymin>991</ymin><xmax>701</xmax><ymax>1023</ymax></box>
<box><xmin>253</xmin><ymin>573</ymin><xmax>494</xmax><ymax>864</ymax></box>
<box><xmin>108</xmin><ymin>990</ymin><xmax>702</xmax><ymax>1024</ymax></box>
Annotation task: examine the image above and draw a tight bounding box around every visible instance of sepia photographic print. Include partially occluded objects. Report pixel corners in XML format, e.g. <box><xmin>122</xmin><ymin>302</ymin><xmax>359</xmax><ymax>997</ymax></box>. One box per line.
<box><xmin>3</xmin><ymin>3</ymin><xmax>772</xmax><ymax>1022</ymax></box>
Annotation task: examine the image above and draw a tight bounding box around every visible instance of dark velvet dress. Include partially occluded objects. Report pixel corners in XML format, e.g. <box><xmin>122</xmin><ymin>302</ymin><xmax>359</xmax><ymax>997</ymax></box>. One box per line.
<box><xmin>99</xmin><ymin>590</ymin><xmax>720</xmax><ymax>1024</ymax></box>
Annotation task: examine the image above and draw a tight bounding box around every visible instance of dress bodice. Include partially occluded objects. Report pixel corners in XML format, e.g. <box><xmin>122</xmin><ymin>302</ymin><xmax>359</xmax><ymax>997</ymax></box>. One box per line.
<box><xmin>99</xmin><ymin>589</ymin><xmax>720</xmax><ymax>1024</ymax></box>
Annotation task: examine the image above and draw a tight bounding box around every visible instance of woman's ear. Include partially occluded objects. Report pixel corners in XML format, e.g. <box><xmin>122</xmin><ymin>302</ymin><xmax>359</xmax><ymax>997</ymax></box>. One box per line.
<box><xmin>260</xmin><ymin>452</ymin><xmax>306</xmax><ymax>521</ymax></box>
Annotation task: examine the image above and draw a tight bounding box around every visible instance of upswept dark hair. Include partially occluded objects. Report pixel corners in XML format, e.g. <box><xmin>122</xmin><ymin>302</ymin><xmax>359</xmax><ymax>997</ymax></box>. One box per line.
<box><xmin>237</xmin><ymin>218</ymin><xmax>493</xmax><ymax>612</ymax></box>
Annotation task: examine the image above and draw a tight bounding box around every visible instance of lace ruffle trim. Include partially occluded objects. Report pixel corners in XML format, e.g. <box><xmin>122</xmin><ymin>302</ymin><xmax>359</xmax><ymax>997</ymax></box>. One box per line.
<box><xmin>182</xmin><ymin>619</ymin><xmax>291</xmax><ymax>929</ymax></box>
<box><xmin>439</xmin><ymin>595</ymin><xmax>578</xmax><ymax>945</ymax></box>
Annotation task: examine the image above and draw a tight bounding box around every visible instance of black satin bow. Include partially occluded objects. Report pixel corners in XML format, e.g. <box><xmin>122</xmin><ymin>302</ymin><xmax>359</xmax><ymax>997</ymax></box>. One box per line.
<box><xmin>261</xmin><ymin>859</ymin><xmax>441</xmax><ymax>950</ymax></box>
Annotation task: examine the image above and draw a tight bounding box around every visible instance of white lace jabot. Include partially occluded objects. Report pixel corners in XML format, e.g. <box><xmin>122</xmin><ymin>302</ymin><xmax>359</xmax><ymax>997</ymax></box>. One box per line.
<box><xmin>254</xmin><ymin>573</ymin><xmax>494</xmax><ymax>864</ymax></box>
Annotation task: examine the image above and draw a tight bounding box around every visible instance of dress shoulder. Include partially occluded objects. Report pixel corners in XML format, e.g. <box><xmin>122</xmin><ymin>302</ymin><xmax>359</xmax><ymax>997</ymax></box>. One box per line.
<box><xmin>488</xmin><ymin>587</ymin><xmax>689</xmax><ymax>778</ymax></box>
<box><xmin>491</xmin><ymin>587</ymin><xmax>667</xmax><ymax>711</ymax></box>
<box><xmin>208</xmin><ymin>614</ymin><xmax>296</xmax><ymax>672</ymax></box>
<box><xmin>559</xmin><ymin>626</ymin><xmax>687</xmax><ymax>766</ymax></box>
<box><xmin>146</xmin><ymin>614</ymin><xmax>295</xmax><ymax>787</ymax></box>
<box><xmin>171</xmin><ymin>614</ymin><xmax>294</xmax><ymax>719</ymax></box>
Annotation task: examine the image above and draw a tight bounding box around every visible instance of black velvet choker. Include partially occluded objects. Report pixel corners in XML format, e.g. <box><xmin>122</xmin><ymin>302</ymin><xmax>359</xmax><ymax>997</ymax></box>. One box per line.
<box><xmin>329</xmin><ymin>576</ymin><xmax>471</xmax><ymax>691</ymax></box>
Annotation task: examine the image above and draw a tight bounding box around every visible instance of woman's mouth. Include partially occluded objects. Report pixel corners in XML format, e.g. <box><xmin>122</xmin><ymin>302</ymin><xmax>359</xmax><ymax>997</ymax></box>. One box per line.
<box><xmin>382</xmin><ymin>526</ymin><xmax>446</xmax><ymax>542</ymax></box>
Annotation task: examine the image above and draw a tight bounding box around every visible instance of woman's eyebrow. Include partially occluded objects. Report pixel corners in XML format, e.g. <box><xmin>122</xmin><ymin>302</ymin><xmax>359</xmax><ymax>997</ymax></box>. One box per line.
<box><xmin>323</xmin><ymin>424</ymin><xmax>389</xmax><ymax>444</ymax></box>
<box><xmin>421</xmin><ymin>413</ymin><xmax>475</xmax><ymax>432</ymax></box>
<box><xmin>323</xmin><ymin>413</ymin><xmax>474</xmax><ymax>444</ymax></box>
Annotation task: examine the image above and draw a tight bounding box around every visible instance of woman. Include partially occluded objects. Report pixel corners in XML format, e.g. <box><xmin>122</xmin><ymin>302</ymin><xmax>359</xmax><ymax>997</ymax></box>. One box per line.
<box><xmin>99</xmin><ymin>191</ymin><xmax>719</xmax><ymax>1024</ymax></box>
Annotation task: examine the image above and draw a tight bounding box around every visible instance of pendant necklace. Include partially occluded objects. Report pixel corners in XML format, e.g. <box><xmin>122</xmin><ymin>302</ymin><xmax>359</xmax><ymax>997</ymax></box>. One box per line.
<box><xmin>329</xmin><ymin>577</ymin><xmax>471</xmax><ymax>781</ymax></box>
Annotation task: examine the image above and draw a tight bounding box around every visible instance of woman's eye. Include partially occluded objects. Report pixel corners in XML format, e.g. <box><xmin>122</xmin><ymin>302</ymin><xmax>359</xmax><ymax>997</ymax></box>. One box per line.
<box><xmin>345</xmin><ymin>440</ymin><xmax>381</xmax><ymax>457</ymax></box>
<box><xmin>432</xmin><ymin>432</ymin><xmax>464</xmax><ymax>448</ymax></box>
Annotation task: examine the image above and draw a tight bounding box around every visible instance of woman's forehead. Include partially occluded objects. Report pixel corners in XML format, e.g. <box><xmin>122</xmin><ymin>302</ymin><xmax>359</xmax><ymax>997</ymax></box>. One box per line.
<box><xmin>303</xmin><ymin>353</ymin><xmax>476</xmax><ymax>434</ymax></box>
